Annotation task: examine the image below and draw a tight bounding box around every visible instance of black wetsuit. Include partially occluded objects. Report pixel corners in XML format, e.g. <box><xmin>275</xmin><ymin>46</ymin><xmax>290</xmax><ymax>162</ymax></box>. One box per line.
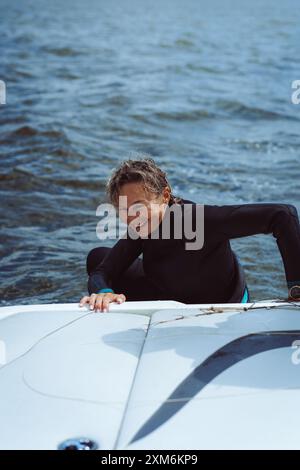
<box><xmin>86</xmin><ymin>198</ymin><xmax>300</xmax><ymax>303</ymax></box>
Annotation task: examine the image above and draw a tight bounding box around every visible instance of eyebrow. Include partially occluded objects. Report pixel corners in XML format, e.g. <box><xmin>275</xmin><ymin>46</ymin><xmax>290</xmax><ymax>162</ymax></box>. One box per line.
<box><xmin>131</xmin><ymin>199</ymin><xmax>145</xmax><ymax>204</ymax></box>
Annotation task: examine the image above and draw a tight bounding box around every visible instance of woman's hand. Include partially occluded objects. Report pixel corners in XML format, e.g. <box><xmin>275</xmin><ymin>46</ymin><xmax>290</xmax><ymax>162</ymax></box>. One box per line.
<box><xmin>79</xmin><ymin>292</ymin><xmax>126</xmax><ymax>312</ymax></box>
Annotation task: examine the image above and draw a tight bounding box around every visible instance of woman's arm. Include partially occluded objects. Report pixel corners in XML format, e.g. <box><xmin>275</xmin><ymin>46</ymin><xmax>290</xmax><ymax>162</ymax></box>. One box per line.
<box><xmin>88</xmin><ymin>228</ymin><xmax>143</xmax><ymax>294</ymax></box>
<box><xmin>206</xmin><ymin>202</ymin><xmax>300</xmax><ymax>297</ymax></box>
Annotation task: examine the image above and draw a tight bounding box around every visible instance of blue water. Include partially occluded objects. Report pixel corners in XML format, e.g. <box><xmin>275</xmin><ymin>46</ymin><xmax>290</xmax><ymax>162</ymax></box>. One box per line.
<box><xmin>0</xmin><ymin>0</ymin><xmax>299</xmax><ymax>305</ymax></box>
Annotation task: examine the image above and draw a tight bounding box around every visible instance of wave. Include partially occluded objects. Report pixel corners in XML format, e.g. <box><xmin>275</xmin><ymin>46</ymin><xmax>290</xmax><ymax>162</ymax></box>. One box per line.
<box><xmin>154</xmin><ymin>109</ymin><xmax>215</xmax><ymax>121</ymax></box>
<box><xmin>217</xmin><ymin>100</ymin><xmax>298</xmax><ymax>121</ymax></box>
<box><xmin>41</xmin><ymin>46</ymin><xmax>82</xmax><ymax>57</ymax></box>
<box><xmin>9</xmin><ymin>126</ymin><xmax>67</xmax><ymax>139</ymax></box>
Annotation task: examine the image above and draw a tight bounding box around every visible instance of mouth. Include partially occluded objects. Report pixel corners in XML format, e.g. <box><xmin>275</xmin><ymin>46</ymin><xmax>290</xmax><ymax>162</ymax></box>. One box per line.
<box><xmin>136</xmin><ymin>220</ymin><xmax>148</xmax><ymax>229</ymax></box>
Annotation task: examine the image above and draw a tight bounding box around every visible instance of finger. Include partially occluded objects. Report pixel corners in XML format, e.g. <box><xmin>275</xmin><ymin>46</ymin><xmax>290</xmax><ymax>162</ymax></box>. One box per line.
<box><xmin>116</xmin><ymin>295</ymin><xmax>125</xmax><ymax>304</ymax></box>
<box><xmin>79</xmin><ymin>296</ymin><xmax>89</xmax><ymax>307</ymax></box>
<box><xmin>117</xmin><ymin>294</ymin><xmax>126</xmax><ymax>303</ymax></box>
<box><xmin>94</xmin><ymin>298</ymin><xmax>103</xmax><ymax>313</ymax></box>
<box><xmin>102</xmin><ymin>297</ymin><xmax>111</xmax><ymax>312</ymax></box>
<box><xmin>89</xmin><ymin>294</ymin><xmax>97</xmax><ymax>310</ymax></box>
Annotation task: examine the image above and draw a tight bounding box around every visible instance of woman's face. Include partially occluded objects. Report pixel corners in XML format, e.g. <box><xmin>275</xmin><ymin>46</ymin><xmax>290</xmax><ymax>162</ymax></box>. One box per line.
<box><xmin>117</xmin><ymin>182</ymin><xmax>170</xmax><ymax>238</ymax></box>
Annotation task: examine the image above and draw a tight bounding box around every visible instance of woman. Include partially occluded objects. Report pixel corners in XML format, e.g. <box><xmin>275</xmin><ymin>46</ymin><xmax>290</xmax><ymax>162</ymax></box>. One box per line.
<box><xmin>80</xmin><ymin>157</ymin><xmax>300</xmax><ymax>312</ymax></box>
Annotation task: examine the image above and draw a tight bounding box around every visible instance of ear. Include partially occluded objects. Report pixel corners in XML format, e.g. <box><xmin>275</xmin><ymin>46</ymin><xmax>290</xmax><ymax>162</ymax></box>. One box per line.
<box><xmin>162</xmin><ymin>186</ymin><xmax>171</xmax><ymax>203</ymax></box>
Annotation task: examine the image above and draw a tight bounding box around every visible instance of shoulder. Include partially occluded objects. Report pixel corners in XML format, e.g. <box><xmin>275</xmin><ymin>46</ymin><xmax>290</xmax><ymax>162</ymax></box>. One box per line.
<box><xmin>170</xmin><ymin>197</ymin><xmax>221</xmax><ymax>224</ymax></box>
<box><xmin>177</xmin><ymin>200</ymin><xmax>228</xmax><ymax>244</ymax></box>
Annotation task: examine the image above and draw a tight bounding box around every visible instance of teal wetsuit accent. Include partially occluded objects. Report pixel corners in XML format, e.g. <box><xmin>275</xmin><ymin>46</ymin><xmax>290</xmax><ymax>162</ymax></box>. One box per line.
<box><xmin>241</xmin><ymin>286</ymin><xmax>249</xmax><ymax>303</ymax></box>
<box><xmin>97</xmin><ymin>288</ymin><xmax>115</xmax><ymax>294</ymax></box>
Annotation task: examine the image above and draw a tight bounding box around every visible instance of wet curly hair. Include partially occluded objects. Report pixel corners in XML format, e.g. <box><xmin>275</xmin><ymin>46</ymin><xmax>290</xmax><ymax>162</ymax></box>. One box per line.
<box><xmin>106</xmin><ymin>154</ymin><xmax>182</xmax><ymax>207</ymax></box>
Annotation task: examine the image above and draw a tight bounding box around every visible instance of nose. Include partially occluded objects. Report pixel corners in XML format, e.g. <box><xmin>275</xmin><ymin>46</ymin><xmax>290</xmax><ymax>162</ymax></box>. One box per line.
<box><xmin>127</xmin><ymin>215</ymin><xmax>137</xmax><ymax>225</ymax></box>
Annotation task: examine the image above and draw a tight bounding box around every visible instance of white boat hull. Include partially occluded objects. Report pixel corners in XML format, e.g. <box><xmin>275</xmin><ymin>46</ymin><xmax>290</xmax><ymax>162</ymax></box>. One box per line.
<box><xmin>0</xmin><ymin>299</ymin><xmax>299</xmax><ymax>450</ymax></box>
